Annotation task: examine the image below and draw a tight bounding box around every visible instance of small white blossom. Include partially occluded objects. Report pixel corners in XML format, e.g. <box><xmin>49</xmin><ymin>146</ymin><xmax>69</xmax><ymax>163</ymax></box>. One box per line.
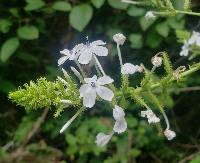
<box><xmin>164</xmin><ymin>129</ymin><xmax>176</xmax><ymax>140</ymax></box>
<box><xmin>113</xmin><ymin>105</ymin><xmax>127</xmax><ymax>133</ymax></box>
<box><xmin>95</xmin><ymin>132</ymin><xmax>114</xmax><ymax>147</ymax></box>
<box><xmin>78</xmin><ymin>40</ymin><xmax>108</xmax><ymax>64</ymax></box>
<box><xmin>58</xmin><ymin>43</ymin><xmax>84</xmax><ymax>66</ymax></box>
<box><xmin>121</xmin><ymin>63</ymin><xmax>142</xmax><ymax>75</ymax></box>
<box><xmin>141</xmin><ymin>110</ymin><xmax>160</xmax><ymax>124</ymax></box>
<box><xmin>151</xmin><ymin>55</ymin><xmax>162</xmax><ymax>67</ymax></box>
<box><xmin>79</xmin><ymin>75</ymin><xmax>114</xmax><ymax>108</ymax></box>
<box><xmin>113</xmin><ymin>33</ymin><xmax>126</xmax><ymax>45</ymax></box>
<box><xmin>180</xmin><ymin>41</ymin><xmax>190</xmax><ymax>56</ymax></box>
<box><xmin>188</xmin><ymin>31</ymin><xmax>200</xmax><ymax>46</ymax></box>
<box><xmin>145</xmin><ymin>11</ymin><xmax>156</xmax><ymax>20</ymax></box>
<box><xmin>60</xmin><ymin>100</ymin><xmax>72</xmax><ymax>107</ymax></box>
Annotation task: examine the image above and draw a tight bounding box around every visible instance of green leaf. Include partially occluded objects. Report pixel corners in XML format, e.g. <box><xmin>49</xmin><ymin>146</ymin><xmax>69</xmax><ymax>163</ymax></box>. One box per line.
<box><xmin>190</xmin><ymin>155</ymin><xmax>200</xmax><ymax>163</ymax></box>
<box><xmin>0</xmin><ymin>37</ymin><xmax>19</xmax><ymax>62</ymax></box>
<box><xmin>17</xmin><ymin>25</ymin><xmax>39</xmax><ymax>40</ymax></box>
<box><xmin>91</xmin><ymin>0</ymin><xmax>105</xmax><ymax>8</ymax></box>
<box><xmin>139</xmin><ymin>17</ymin><xmax>155</xmax><ymax>31</ymax></box>
<box><xmin>127</xmin><ymin>6</ymin><xmax>145</xmax><ymax>17</ymax></box>
<box><xmin>69</xmin><ymin>4</ymin><xmax>93</xmax><ymax>32</ymax></box>
<box><xmin>156</xmin><ymin>22</ymin><xmax>170</xmax><ymax>37</ymax></box>
<box><xmin>52</xmin><ymin>1</ymin><xmax>71</xmax><ymax>12</ymax></box>
<box><xmin>129</xmin><ymin>33</ymin><xmax>143</xmax><ymax>49</ymax></box>
<box><xmin>0</xmin><ymin>19</ymin><xmax>12</xmax><ymax>33</ymax></box>
<box><xmin>108</xmin><ymin>0</ymin><xmax>128</xmax><ymax>10</ymax></box>
<box><xmin>25</xmin><ymin>0</ymin><xmax>45</xmax><ymax>11</ymax></box>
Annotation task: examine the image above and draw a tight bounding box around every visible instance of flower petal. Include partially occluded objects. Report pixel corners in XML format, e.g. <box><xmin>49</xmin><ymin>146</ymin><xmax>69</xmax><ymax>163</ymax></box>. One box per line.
<box><xmin>113</xmin><ymin>105</ymin><xmax>125</xmax><ymax>121</ymax></box>
<box><xmin>83</xmin><ymin>89</ymin><xmax>96</xmax><ymax>108</ymax></box>
<box><xmin>58</xmin><ymin>56</ymin><xmax>70</xmax><ymax>66</ymax></box>
<box><xmin>92</xmin><ymin>46</ymin><xmax>108</xmax><ymax>56</ymax></box>
<box><xmin>95</xmin><ymin>132</ymin><xmax>113</xmax><ymax>147</ymax></box>
<box><xmin>96</xmin><ymin>86</ymin><xmax>114</xmax><ymax>101</ymax></box>
<box><xmin>97</xmin><ymin>75</ymin><xmax>114</xmax><ymax>85</ymax></box>
<box><xmin>121</xmin><ymin>63</ymin><xmax>137</xmax><ymax>75</ymax></box>
<box><xmin>79</xmin><ymin>84</ymin><xmax>91</xmax><ymax>97</ymax></box>
<box><xmin>78</xmin><ymin>49</ymin><xmax>93</xmax><ymax>64</ymax></box>
<box><xmin>84</xmin><ymin>75</ymin><xmax>97</xmax><ymax>84</ymax></box>
<box><xmin>113</xmin><ymin>119</ymin><xmax>127</xmax><ymax>134</ymax></box>
<box><xmin>91</xmin><ymin>40</ymin><xmax>106</xmax><ymax>46</ymax></box>
<box><xmin>60</xmin><ymin>49</ymin><xmax>71</xmax><ymax>56</ymax></box>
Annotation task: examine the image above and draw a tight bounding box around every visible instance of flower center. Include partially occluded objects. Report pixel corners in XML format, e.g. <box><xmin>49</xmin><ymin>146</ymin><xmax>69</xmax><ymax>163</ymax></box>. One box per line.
<box><xmin>90</xmin><ymin>82</ymin><xmax>96</xmax><ymax>88</ymax></box>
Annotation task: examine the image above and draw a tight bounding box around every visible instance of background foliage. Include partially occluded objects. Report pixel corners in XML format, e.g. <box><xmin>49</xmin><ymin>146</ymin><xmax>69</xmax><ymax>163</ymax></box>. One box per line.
<box><xmin>0</xmin><ymin>0</ymin><xmax>200</xmax><ymax>162</ymax></box>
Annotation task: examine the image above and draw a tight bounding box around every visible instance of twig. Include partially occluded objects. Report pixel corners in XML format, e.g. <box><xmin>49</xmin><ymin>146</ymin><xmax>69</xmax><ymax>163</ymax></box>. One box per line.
<box><xmin>176</xmin><ymin>86</ymin><xmax>200</xmax><ymax>93</ymax></box>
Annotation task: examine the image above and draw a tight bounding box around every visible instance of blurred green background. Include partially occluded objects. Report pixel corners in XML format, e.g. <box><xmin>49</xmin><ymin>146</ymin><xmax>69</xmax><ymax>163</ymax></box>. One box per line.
<box><xmin>0</xmin><ymin>0</ymin><xmax>200</xmax><ymax>162</ymax></box>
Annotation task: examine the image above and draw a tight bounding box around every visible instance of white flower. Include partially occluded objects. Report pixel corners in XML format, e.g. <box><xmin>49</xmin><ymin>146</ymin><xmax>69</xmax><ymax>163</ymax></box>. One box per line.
<box><xmin>79</xmin><ymin>75</ymin><xmax>114</xmax><ymax>108</ymax></box>
<box><xmin>78</xmin><ymin>40</ymin><xmax>108</xmax><ymax>64</ymax></box>
<box><xmin>180</xmin><ymin>41</ymin><xmax>190</xmax><ymax>56</ymax></box>
<box><xmin>188</xmin><ymin>31</ymin><xmax>200</xmax><ymax>46</ymax></box>
<box><xmin>58</xmin><ymin>43</ymin><xmax>84</xmax><ymax>66</ymax></box>
<box><xmin>121</xmin><ymin>63</ymin><xmax>142</xmax><ymax>75</ymax></box>
<box><xmin>141</xmin><ymin>110</ymin><xmax>160</xmax><ymax>124</ymax></box>
<box><xmin>113</xmin><ymin>33</ymin><xmax>126</xmax><ymax>45</ymax></box>
<box><xmin>113</xmin><ymin>105</ymin><xmax>127</xmax><ymax>133</ymax></box>
<box><xmin>164</xmin><ymin>129</ymin><xmax>176</xmax><ymax>140</ymax></box>
<box><xmin>60</xmin><ymin>100</ymin><xmax>72</xmax><ymax>107</ymax></box>
<box><xmin>145</xmin><ymin>11</ymin><xmax>156</xmax><ymax>20</ymax></box>
<box><xmin>95</xmin><ymin>132</ymin><xmax>114</xmax><ymax>147</ymax></box>
<box><xmin>151</xmin><ymin>55</ymin><xmax>162</xmax><ymax>67</ymax></box>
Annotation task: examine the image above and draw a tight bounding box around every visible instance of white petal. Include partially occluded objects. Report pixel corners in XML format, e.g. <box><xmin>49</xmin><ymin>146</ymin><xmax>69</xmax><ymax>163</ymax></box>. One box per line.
<box><xmin>95</xmin><ymin>132</ymin><xmax>113</xmax><ymax>147</ymax></box>
<box><xmin>78</xmin><ymin>49</ymin><xmax>93</xmax><ymax>64</ymax></box>
<box><xmin>83</xmin><ymin>89</ymin><xmax>96</xmax><ymax>108</ymax></box>
<box><xmin>96</xmin><ymin>86</ymin><xmax>114</xmax><ymax>101</ymax></box>
<box><xmin>113</xmin><ymin>105</ymin><xmax>125</xmax><ymax>121</ymax></box>
<box><xmin>84</xmin><ymin>75</ymin><xmax>97</xmax><ymax>84</ymax></box>
<box><xmin>58</xmin><ymin>56</ymin><xmax>69</xmax><ymax>66</ymax></box>
<box><xmin>60</xmin><ymin>49</ymin><xmax>71</xmax><ymax>56</ymax></box>
<box><xmin>79</xmin><ymin>84</ymin><xmax>91</xmax><ymax>97</ymax></box>
<box><xmin>121</xmin><ymin>63</ymin><xmax>137</xmax><ymax>75</ymax></box>
<box><xmin>164</xmin><ymin>129</ymin><xmax>176</xmax><ymax>140</ymax></box>
<box><xmin>92</xmin><ymin>46</ymin><xmax>108</xmax><ymax>56</ymax></box>
<box><xmin>91</xmin><ymin>40</ymin><xmax>106</xmax><ymax>46</ymax></box>
<box><xmin>113</xmin><ymin>119</ymin><xmax>127</xmax><ymax>134</ymax></box>
<box><xmin>97</xmin><ymin>75</ymin><xmax>114</xmax><ymax>85</ymax></box>
<box><xmin>60</xmin><ymin>100</ymin><xmax>72</xmax><ymax>107</ymax></box>
<box><xmin>73</xmin><ymin>43</ymin><xmax>84</xmax><ymax>52</ymax></box>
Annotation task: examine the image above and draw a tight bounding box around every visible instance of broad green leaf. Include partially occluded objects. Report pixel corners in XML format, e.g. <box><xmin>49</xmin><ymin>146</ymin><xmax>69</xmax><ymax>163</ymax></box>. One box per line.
<box><xmin>91</xmin><ymin>0</ymin><xmax>105</xmax><ymax>8</ymax></box>
<box><xmin>139</xmin><ymin>17</ymin><xmax>156</xmax><ymax>31</ymax></box>
<box><xmin>69</xmin><ymin>4</ymin><xmax>93</xmax><ymax>32</ymax></box>
<box><xmin>167</xmin><ymin>17</ymin><xmax>185</xmax><ymax>29</ymax></box>
<box><xmin>0</xmin><ymin>19</ymin><xmax>12</xmax><ymax>33</ymax></box>
<box><xmin>156</xmin><ymin>22</ymin><xmax>170</xmax><ymax>37</ymax></box>
<box><xmin>0</xmin><ymin>37</ymin><xmax>19</xmax><ymax>62</ymax></box>
<box><xmin>25</xmin><ymin>0</ymin><xmax>45</xmax><ymax>11</ymax></box>
<box><xmin>108</xmin><ymin>0</ymin><xmax>128</xmax><ymax>10</ymax></box>
<box><xmin>127</xmin><ymin>6</ymin><xmax>145</xmax><ymax>17</ymax></box>
<box><xmin>17</xmin><ymin>25</ymin><xmax>39</xmax><ymax>40</ymax></box>
<box><xmin>52</xmin><ymin>1</ymin><xmax>71</xmax><ymax>12</ymax></box>
<box><xmin>129</xmin><ymin>33</ymin><xmax>143</xmax><ymax>49</ymax></box>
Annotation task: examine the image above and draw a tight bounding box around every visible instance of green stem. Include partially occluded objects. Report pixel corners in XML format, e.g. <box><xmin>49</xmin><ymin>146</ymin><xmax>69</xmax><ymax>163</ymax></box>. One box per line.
<box><xmin>175</xmin><ymin>10</ymin><xmax>200</xmax><ymax>16</ymax></box>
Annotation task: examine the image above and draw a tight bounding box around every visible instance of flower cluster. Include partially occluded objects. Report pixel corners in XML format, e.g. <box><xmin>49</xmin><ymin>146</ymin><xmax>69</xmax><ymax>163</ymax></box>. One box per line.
<box><xmin>58</xmin><ymin>33</ymin><xmax>176</xmax><ymax>147</ymax></box>
<box><xmin>180</xmin><ymin>31</ymin><xmax>200</xmax><ymax>57</ymax></box>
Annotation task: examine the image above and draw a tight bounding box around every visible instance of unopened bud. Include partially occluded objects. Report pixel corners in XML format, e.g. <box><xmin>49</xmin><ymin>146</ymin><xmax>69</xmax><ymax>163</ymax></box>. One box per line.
<box><xmin>113</xmin><ymin>33</ymin><xmax>126</xmax><ymax>45</ymax></box>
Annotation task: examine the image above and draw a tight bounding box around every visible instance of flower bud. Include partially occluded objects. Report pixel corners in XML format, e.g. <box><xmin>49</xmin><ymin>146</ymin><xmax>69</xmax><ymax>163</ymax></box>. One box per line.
<box><xmin>164</xmin><ymin>129</ymin><xmax>176</xmax><ymax>140</ymax></box>
<box><xmin>151</xmin><ymin>54</ymin><xmax>162</xmax><ymax>67</ymax></box>
<box><xmin>113</xmin><ymin>33</ymin><xmax>126</xmax><ymax>45</ymax></box>
<box><xmin>145</xmin><ymin>11</ymin><xmax>156</xmax><ymax>20</ymax></box>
